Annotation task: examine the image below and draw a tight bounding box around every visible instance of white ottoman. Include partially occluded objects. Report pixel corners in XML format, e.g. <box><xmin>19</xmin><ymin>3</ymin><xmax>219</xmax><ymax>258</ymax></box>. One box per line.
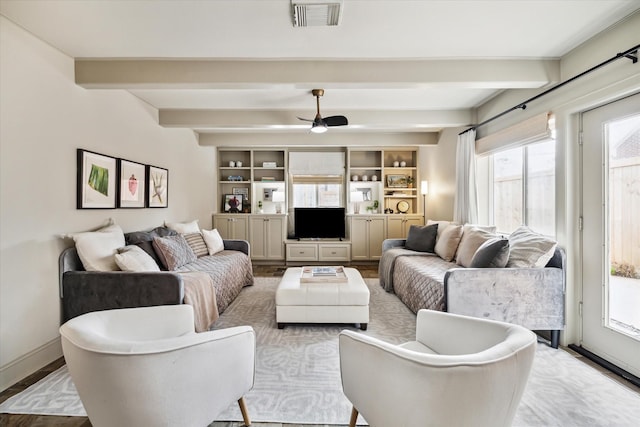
<box><xmin>276</xmin><ymin>267</ymin><xmax>370</xmax><ymax>330</ymax></box>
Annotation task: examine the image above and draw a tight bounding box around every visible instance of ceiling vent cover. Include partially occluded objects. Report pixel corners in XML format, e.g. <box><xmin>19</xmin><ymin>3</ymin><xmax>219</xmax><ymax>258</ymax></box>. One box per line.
<box><xmin>292</xmin><ymin>1</ymin><xmax>343</xmax><ymax>27</ymax></box>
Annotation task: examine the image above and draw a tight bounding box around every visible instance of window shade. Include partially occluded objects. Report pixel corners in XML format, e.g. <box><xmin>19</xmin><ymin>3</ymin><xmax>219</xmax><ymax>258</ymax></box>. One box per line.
<box><xmin>289</xmin><ymin>152</ymin><xmax>345</xmax><ymax>175</ymax></box>
<box><xmin>291</xmin><ymin>175</ymin><xmax>344</xmax><ymax>184</ymax></box>
<box><xmin>476</xmin><ymin>113</ymin><xmax>554</xmax><ymax>156</ymax></box>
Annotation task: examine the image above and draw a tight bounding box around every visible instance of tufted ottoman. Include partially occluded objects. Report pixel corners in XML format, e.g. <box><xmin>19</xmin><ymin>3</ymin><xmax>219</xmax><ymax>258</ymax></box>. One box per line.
<box><xmin>275</xmin><ymin>267</ymin><xmax>370</xmax><ymax>330</ymax></box>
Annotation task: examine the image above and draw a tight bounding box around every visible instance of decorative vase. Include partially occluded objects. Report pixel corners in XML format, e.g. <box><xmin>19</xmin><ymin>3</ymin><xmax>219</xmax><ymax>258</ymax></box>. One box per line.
<box><xmin>400</xmin><ymin>161</ymin><xmax>407</xmax><ymax>167</ymax></box>
<box><xmin>393</xmin><ymin>161</ymin><xmax>399</xmax><ymax>167</ymax></box>
<box><xmin>352</xmin><ymin>175</ymin><xmax>359</xmax><ymax>181</ymax></box>
<box><xmin>371</xmin><ymin>175</ymin><xmax>378</xmax><ymax>181</ymax></box>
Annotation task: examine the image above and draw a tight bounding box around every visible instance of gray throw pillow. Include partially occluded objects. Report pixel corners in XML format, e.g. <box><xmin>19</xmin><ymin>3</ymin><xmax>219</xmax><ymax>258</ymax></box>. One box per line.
<box><xmin>152</xmin><ymin>234</ymin><xmax>197</xmax><ymax>270</ymax></box>
<box><xmin>470</xmin><ymin>237</ymin><xmax>510</xmax><ymax>268</ymax></box>
<box><xmin>405</xmin><ymin>223</ymin><xmax>438</xmax><ymax>253</ymax></box>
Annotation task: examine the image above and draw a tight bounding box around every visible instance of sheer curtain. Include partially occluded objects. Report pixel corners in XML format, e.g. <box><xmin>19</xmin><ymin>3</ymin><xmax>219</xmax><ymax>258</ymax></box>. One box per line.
<box><xmin>453</xmin><ymin>129</ymin><xmax>478</xmax><ymax>224</ymax></box>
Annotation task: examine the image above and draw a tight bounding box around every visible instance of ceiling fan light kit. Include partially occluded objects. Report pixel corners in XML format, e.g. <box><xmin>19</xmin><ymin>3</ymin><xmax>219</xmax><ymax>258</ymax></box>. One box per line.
<box><xmin>298</xmin><ymin>88</ymin><xmax>349</xmax><ymax>133</ymax></box>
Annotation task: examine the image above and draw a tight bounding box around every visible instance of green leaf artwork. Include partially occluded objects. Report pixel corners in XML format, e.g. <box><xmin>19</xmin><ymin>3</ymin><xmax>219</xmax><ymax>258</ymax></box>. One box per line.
<box><xmin>88</xmin><ymin>163</ymin><xmax>109</xmax><ymax>196</ymax></box>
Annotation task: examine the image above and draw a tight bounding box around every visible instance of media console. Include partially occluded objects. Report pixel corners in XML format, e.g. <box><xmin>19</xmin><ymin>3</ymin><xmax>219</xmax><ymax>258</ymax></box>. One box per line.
<box><xmin>285</xmin><ymin>240</ymin><xmax>351</xmax><ymax>264</ymax></box>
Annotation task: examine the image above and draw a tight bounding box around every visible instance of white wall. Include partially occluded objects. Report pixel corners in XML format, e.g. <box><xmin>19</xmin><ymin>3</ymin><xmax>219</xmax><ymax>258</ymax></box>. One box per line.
<box><xmin>473</xmin><ymin>11</ymin><xmax>640</xmax><ymax>345</ymax></box>
<box><xmin>0</xmin><ymin>17</ymin><xmax>216</xmax><ymax>390</ymax></box>
<box><xmin>419</xmin><ymin>128</ymin><xmax>460</xmax><ymax>222</ymax></box>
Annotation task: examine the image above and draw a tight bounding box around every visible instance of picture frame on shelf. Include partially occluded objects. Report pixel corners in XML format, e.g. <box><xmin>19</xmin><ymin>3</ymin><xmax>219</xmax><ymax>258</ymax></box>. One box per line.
<box><xmin>386</xmin><ymin>174</ymin><xmax>408</xmax><ymax>188</ymax></box>
<box><xmin>118</xmin><ymin>159</ymin><xmax>146</xmax><ymax>208</ymax></box>
<box><xmin>232</xmin><ymin>187</ymin><xmax>249</xmax><ymax>200</ymax></box>
<box><xmin>224</xmin><ymin>194</ymin><xmax>243</xmax><ymax>213</ymax></box>
<box><xmin>147</xmin><ymin>165</ymin><xmax>168</xmax><ymax>208</ymax></box>
<box><xmin>77</xmin><ymin>149</ymin><xmax>117</xmax><ymax>209</ymax></box>
<box><xmin>357</xmin><ymin>187</ymin><xmax>372</xmax><ymax>201</ymax></box>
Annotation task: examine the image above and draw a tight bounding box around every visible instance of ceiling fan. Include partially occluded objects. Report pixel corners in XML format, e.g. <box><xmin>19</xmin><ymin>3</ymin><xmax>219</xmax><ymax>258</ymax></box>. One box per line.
<box><xmin>298</xmin><ymin>89</ymin><xmax>348</xmax><ymax>133</ymax></box>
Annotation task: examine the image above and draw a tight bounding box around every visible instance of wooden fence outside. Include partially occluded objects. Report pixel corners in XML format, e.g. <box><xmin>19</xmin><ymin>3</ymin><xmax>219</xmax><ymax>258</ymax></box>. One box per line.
<box><xmin>609</xmin><ymin>157</ymin><xmax>640</xmax><ymax>269</ymax></box>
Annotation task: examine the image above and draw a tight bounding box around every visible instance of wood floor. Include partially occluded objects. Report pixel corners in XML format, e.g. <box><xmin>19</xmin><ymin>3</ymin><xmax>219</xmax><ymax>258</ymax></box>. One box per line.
<box><xmin>1</xmin><ymin>263</ymin><xmax>637</xmax><ymax>426</ymax></box>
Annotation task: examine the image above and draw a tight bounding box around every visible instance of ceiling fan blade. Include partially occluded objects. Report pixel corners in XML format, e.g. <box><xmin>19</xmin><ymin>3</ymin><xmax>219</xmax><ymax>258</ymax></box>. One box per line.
<box><xmin>323</xmin><ymin>115</ymin><xmax>348</xmax><ymax>127</ymax></box>
<box><xmin>297</xmin><ymin>117</ymin><xmax>314</xmax><ymax>122</ymax></box>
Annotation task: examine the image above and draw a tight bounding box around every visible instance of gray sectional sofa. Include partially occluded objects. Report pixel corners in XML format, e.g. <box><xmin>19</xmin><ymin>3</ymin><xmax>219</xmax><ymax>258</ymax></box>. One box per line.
<box><xmin>379</xmin><ymin>223</ymin><xmax>565</xmax><ymax>348</ymax></box>
<box><xmin>59</xmin><ymin>225</ymin><xmax>253</xmax><ymax>323</ymax></box>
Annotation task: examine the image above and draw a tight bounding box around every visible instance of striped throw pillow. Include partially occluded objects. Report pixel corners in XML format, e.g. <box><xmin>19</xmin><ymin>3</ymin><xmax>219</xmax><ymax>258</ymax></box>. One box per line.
<box><xmin>184</xmin><ymin>233</ymin><xmax>209</xmax><ymax>257</ymax></box>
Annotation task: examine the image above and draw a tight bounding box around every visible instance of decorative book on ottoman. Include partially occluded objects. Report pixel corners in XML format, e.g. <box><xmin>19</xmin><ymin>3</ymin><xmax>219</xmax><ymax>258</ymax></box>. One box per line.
<box><xmin>300</xmin><ymin>266</ymin><xmax>348</xmax><ymax>283</ymax></box>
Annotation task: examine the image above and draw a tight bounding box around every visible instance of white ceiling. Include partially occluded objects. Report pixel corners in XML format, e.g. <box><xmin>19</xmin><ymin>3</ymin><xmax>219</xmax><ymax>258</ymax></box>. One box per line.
<box><xmin>2</xmin><ymin>0</ymin><xmax>639</xmax><ymax>135</ymax></box>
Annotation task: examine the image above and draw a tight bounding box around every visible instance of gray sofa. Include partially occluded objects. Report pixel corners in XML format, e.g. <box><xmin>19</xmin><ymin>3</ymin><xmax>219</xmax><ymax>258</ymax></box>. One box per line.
<box><xmin>59</xmin><ymin>230</ymin><xmax>253</xmax><ymax>323</ymax></box>
<box><xmin>379</xmin><ymin>237</ymin><xmax>565</xmax><ymax>348</ymax></box>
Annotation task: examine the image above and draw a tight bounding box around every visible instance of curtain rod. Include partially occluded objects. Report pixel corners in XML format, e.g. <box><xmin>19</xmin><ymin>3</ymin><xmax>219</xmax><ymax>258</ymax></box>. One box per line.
<box><xmin>459</xmin><ymin>44</ymin><xmax>639</xmax><ymax>136</ymax></box>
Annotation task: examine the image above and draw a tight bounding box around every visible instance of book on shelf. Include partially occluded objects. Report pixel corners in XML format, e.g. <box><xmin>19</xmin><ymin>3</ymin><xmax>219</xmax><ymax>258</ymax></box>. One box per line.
<box><xmin>261</xmin><ymin>177</ymin><xmax>276</xmax><ymax>181</ymax></box>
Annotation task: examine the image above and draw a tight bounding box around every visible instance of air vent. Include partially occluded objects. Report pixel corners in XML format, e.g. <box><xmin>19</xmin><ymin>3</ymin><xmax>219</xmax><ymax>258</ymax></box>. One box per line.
<box><xmin>292</xmin><ymin>1</ymin><xmax>342</xmax><ymax>27</ymax></box>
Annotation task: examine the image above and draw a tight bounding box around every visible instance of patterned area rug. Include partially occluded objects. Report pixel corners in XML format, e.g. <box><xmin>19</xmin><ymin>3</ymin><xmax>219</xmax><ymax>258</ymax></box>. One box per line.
<box><xmin>2</xmin><ymin>277</ymin><xmax>640</xmax><ymax>426</ymax></box>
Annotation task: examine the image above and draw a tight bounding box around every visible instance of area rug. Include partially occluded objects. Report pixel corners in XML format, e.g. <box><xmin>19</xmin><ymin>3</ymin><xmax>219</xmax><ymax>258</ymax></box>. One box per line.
<box><xmin>2</xmin><ymin>277</ymin><xmax>640</xmax><ymax>426</ymax></box>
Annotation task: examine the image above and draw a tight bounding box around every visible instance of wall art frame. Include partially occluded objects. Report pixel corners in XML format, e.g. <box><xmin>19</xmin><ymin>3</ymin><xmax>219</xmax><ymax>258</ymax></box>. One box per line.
<box><xmin>224</xmin><ymin>194</ymin><xmax>243</xmax><ymax>213</ymax></box>
<box><xmin>147</xmin><ymin>165</ymin><xmax>169</xmax><ymax>208</ymax></box>
<box><xmin>118</xmin><ymin>159</ymin><xmax>146</xmax><ymax>208</ymax></box>
<box><xmin>77</xmin><ymin>149</ymin><xmax>117</xmax><ymax>209</ymax></box>
<box><xmin>386</xmin><ymin>174</ymin><xmax>408</xmax><ymax>188</ymax></box>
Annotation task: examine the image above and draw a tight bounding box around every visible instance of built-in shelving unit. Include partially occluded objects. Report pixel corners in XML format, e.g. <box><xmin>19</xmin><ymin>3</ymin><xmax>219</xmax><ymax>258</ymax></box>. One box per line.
<box><xmin>217</xmin><ymin>146</ymin><xmax>424</xmax><ymax>263</ymax></box>
<box><xmin>218</xmin><ymin>148</ymin><xmax>287</xmax><ymax>214</ymax></box>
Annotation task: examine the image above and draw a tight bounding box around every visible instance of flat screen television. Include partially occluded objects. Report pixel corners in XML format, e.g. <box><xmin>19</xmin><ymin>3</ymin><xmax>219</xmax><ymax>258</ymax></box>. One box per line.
<box><xmin>294</xmin><ymin>207</ymin><xmax>346</xmax><ymax>239</ymax></box>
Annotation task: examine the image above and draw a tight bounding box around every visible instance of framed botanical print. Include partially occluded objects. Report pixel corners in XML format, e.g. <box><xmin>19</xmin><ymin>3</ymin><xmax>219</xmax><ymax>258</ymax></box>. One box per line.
<box><xmin>77</xmin><ymin>149</ymin><xmax>117</xmax><ymax>209</ymax></box>
<box><xmin>118</xmin><ymin>159</ymin><xmax>146</xmax><ymax>208</ymax></box>
<box><xmin>147</xmin><ymin>165</ymin><xmax>168</xmax><ymax>208</ymax></box>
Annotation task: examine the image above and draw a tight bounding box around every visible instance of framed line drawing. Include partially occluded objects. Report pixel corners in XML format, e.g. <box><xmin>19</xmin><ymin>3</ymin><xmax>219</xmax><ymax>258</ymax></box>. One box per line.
<box><xmin>232</xmin><ymin>187</ymin><xmax>249</xmax><ymax>200</ymax></box>
<box><xmin>77</xmin><ymin>149</ymin><xmax>117</xmax><ymax>209</ymax></box>
<box><xmin>147</xmin><ymin>165</ymin><xmax>168</xmax><ymax>208</ymax></box>
<box><xmin>118</xmin><ymin>159</ymin><xmax>146</xmax><ymax>208</ymax></box>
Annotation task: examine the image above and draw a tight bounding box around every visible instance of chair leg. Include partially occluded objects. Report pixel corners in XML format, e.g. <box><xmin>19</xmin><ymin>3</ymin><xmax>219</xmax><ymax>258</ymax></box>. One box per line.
<box><xmin>349</xmin><ymin>406</ymin><xmax>359</xmax><ymax>427</ymax></box>
<box><xmin>238</xmin><ymin>397</ymin><xmax>251</xmax><ymax>426</ymax></box>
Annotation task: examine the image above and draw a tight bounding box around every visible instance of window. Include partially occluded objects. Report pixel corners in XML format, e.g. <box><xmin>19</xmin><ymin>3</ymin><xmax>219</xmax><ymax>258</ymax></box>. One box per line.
<box><xmin>290</xmin><ymin>174</ymin><xmax>344</xmax><ymax>208</ymax></box>
<box><xmin>490</xmin><ymin>139</ymin><xmax>555</xmax><ymax>235</ymax></box>
<box><xmin>292</xmin><ymin>183</ymin><xmax>343</xmax><ymax>207</ymax></box>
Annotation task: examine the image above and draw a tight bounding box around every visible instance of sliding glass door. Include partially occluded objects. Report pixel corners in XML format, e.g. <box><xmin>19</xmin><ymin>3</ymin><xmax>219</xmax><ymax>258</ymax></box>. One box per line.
<box><xmin>581</xmin><ymin>93</ymin><xmax>640</xmax><ymax>378</ymax></box>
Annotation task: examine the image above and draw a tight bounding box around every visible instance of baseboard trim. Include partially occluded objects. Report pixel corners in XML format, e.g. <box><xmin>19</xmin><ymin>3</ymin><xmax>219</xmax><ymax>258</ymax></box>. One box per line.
<box><xmin>568</xmin><ymin>344</ymin><xmax>640</xmax><ymax>388</ymax></box>
<box><xmin>0</xmin><ymin>337</ymin><xmax>62</xmax><ymax>391</ymax></box>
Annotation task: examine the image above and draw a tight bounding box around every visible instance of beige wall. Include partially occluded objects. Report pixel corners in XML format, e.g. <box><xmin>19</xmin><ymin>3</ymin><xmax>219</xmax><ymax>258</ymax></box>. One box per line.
<box><xmin>472</xmin><ymin>11</ymin><xmax>640</xmax><ymax>346</ymax></box>
<box><xmin>0</xmin><ymin>17</ymin><xmax>216</xmax><ymax>389</ymax></box>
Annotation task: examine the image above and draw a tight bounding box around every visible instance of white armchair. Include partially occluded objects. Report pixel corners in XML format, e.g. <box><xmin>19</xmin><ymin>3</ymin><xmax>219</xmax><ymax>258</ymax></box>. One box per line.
<box><xmin>339</xmin><ymin>309</ymin><xmax>537</xmax><ymax>427</ymax></box>
<box><xmin>59</xmin><ymin>305</ymin><xmax>255</xmax><ymax>427</ymax></box>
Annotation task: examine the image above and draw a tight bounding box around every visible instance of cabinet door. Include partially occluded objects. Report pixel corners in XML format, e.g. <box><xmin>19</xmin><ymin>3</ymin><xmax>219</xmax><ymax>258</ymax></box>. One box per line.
<box><xmin>350</xmin><ymin>217</ymin><xmax>370</xmax><ymax>261</ymax></box>
<box><xmin>265</xmin><ymin>216</ymin><xmax>285</xmax><ymax>260</ymax></box>
<box><xmin>405</xmin><ymin>216</ymin><xmax>424</xmax><ymax>229</ymax></box>
<box><xmin>386</xmin><ymin>216</ymin><xmax>405</xmax><ymax>239</ymax></box>
<box><xmin>249</xmin><ymin>216</ymin><xmax>268</xmax><ymax>259</ymax></box>
<box><xmin>368</xmin><ymin>217</ymin><xmax>386</xmax><ymax>260</ymax></box>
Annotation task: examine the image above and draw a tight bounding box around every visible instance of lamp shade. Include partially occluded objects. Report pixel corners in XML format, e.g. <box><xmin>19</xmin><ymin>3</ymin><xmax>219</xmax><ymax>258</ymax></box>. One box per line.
<box><xmin>272</xmin><ymin>191</ymin><xmax>286</xmax><ymax>202</ymax></box>
<box><xmin>421</xmin><ymin>181</ymin><xmax>429</xmax><ymax>195</ymax></box>
<box><xmin>350</xmin><ymin>191</ymin><xmax>364</xmax><ymax>202</ymax></box>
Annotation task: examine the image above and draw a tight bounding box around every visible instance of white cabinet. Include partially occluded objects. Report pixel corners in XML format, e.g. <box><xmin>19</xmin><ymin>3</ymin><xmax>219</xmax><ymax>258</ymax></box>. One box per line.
<box><xmin>212</xmin><ymin>214</ymin><xmax>249</xmax><ymax>240</ymax></box>
<box><xmin>249</xmin><ymin>215</ymin><xmax>286</xmax><ymax>260</ymax></box>
<box><xmin>285</xmin><ymin>241</ymin><xmax>351</xmax><ymax>263</ymax></box>
<box><xmin>386</xmin><ymin>215</ymin><xmax>424</xmax><ymax>239</ymax></box>
<box><xmin>349</xmin><ymin>215</ymin><xmax>386</xmax><ymax>261</ymax></box>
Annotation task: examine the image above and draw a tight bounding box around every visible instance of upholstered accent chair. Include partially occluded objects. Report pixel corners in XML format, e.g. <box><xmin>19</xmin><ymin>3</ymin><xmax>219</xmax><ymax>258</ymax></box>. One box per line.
<box><xmin>339</xmin><ymin>309</ymin><xmax>537</xmax><ymax>427</ymax></box>
<box><xmin>60</xmin><ymin>305</ymin><xmax>255</xmax><ymax>427</ymax></box>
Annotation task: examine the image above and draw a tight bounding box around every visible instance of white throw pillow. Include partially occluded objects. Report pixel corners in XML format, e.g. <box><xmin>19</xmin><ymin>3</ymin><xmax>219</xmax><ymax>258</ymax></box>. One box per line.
<box><xmin>165</xmin><ymin>219</ymin><xmax>200</xmax><ymax>234</ymax></box>
<box><xmin>72</xmin><ymin>224</ymin><xmax>125</xmax><ymax>271</ymax></box>
<box><xmin>507</xmin><ymin>225</ymin><xmax>557</xmax><ymax>268</ymax></box>
<box><xmin>201</xmin><ymin>228</ymin><xmax>225</xmax><ymax>255</ymax></box>
<box><xmin>115</xmin><ymin>245</ymin><xmax>160</xmax><ymax>272</ymax></box>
